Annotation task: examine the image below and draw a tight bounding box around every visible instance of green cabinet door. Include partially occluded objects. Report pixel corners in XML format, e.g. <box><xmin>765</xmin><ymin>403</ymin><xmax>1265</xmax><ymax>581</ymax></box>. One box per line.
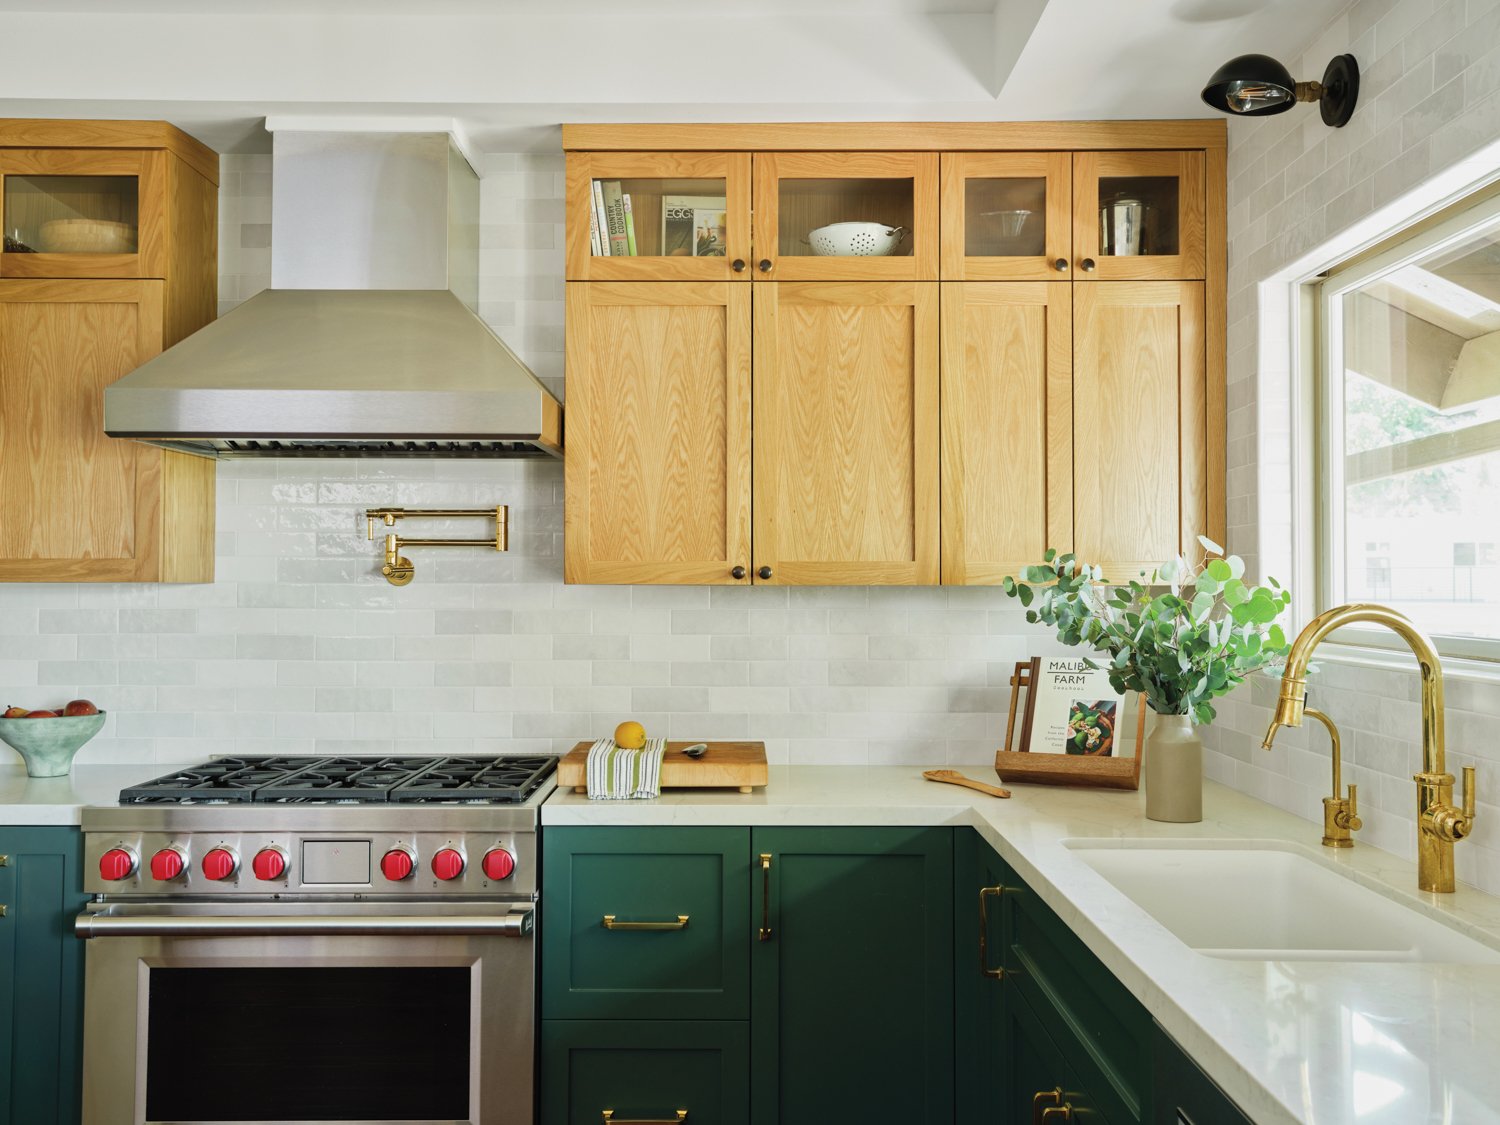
<box><xmin>1152</xmin><ymin>1023</ymin><xmax>1253</xmax><ymax>1125</ymax></box>
<box><xmin>0</xmin><ymin>826</ymin><xmax>88</xmax><ymax>1125</ymax></box>
<box><xmin>750</xmin><ymin>827</ymin><xmax>953</xmax><ymax>1125</ymax></box>
<box><xmin>957</xmin><ymin>829</ymin><xmax>1010</xmax><ymax>1124</ymax></box>
<box><xmin>541</xmin><ymin>1019</ymin><xmax>749</xmax><ymax>1125</ymax></box>
<box><xmin>543</xmin><ymin>827</ymin><xmax>752</xmax><ymax>1019</ymax></box>
<box><xmin>1003</xmin><ymin>981</ymin><xmax>1110</xmax><ymax>1125</ymax></box>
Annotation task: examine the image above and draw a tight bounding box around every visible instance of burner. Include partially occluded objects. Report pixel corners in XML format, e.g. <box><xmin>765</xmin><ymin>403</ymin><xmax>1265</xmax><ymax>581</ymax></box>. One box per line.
<box><xmin>253</xmin><ymin>756</ymin><xmax>444</xmax><ymax>802</ymax></box>
<box><xmin>390</xmin><ymin>756</ymin><xmax>557</xmax><ymax>804</ymax></box>
<box><xmin>119</xmin><ymin>757</ymin><xmax>329</xmax><ymax>803</ymax></box>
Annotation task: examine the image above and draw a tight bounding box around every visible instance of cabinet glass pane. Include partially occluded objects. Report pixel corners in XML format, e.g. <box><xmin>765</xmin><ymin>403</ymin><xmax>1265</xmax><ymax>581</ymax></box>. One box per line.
<box><xmin>964</xmin><ymin>177</ymin><xmax>1046</xmax><ymax>257</ymax></box>
<box><xmin>777</xmin><ymin>178</ymin><xmax>914</xmax><ymax>258</ymax></box>
<box><xmin>3</xmin><ymin>175</ymin><xmax>140</xmax><ymax>255</ymax></box>
<box><xmin>589</xmin><ymin>177</ymin><xmax>726</xmax><ymax>257</ymax></box>
<box><xmin>1097</xmin><ymin>176</ymin><xmax>1179</xmax><ymax>257</ymax></box>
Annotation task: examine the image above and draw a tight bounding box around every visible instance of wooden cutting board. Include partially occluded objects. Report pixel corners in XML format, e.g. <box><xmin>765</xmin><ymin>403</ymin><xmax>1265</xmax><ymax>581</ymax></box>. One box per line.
<box><xmin>558</xmin><ymin>741</ymin><xmax>768</xmax><ymax>793</ymax></box>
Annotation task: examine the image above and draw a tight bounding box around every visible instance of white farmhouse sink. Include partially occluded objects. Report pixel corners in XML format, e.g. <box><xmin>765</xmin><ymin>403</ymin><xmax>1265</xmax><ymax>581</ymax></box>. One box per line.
<box><xmin>1064</xmin><ymin>840</ymin><xmax>1500</xmax><ymax>964</ymax></box>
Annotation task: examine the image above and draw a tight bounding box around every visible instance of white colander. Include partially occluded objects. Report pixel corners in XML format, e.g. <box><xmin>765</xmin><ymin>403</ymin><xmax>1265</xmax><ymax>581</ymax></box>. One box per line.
<box><xmin>805</xmin><ymin>222</ymin><xmax>908</xmax><ymax>257</ymax></box>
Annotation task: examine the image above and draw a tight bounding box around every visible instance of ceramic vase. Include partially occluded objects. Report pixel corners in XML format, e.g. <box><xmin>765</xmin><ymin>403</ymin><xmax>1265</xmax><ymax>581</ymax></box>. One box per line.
<box><xmin>0</xmin><ymin>712</ymin><xmax>106</xmax><ymax>777</ymax></box>
<box><xmin>1144</xmin><ymin>714</ymin><xmax>1202</xmax><ymax>823</ymax></box>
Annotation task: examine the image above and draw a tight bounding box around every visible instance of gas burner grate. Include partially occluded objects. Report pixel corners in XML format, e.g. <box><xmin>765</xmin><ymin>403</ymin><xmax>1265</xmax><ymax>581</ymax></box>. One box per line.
<box><xmin>119</xmin><ymin>757</ymin><xmax>329</xmax><ymax>803</ymax></box>
<box><xmin>389</xmin><ymin>756</ymin><xmax>558</xmax><ymax>804</ymax></box>
<box><xmin>253</xmin><ymin>756</ymin><xmax>446</xmax><ymax>803</ymax></box>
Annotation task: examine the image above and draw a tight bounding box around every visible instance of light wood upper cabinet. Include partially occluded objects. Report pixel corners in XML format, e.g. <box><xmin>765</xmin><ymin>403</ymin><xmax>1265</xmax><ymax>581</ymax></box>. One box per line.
<box><xmin>941</xmin><ymin>282</ymin><xmax>1071</xmax><ymax>584</ymax></box>
<box><xmin>565</xmin><ymin>152</ymin><xmax>751</xmax><ymax>282</ymax></box>
<box><xmin>751</xmin><ymin>153</ymin><xmax>938</xmax><ymax>282</ymax></box>
<box><xmin>1074</xmin><ymin>281</ymin><xmax>1206</xmax><ymax>581</ymax></box>
<box><xmin>753</xmin><ymin>282</ymin><xmax>938</xmax><ymax>584</ymax></box>
<box><xmin>1073</xmin><ymin>151</ymin><xmax>1206</xmax><ymax>281</ymax></box>
<box><xmin>940</xmin><ymin>153</ymin><xmax>1072</xmax><ymax>281</ymax></box>
<box><xmin>564</xmin><ymin>281</ymin><xmax>752</xmax><ymax>585</ymax></box>
<box><xmin>0</xmin><ymin>279</ymin><xmax>214</xmax><ymax>582</ymax></box>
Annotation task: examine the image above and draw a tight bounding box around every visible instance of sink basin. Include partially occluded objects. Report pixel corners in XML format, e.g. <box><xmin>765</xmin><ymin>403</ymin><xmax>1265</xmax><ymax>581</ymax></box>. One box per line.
<box><xmin>1064</xmin><ymin>841</ymin><xmax>1500</xmax><ymax>964</ymax></box>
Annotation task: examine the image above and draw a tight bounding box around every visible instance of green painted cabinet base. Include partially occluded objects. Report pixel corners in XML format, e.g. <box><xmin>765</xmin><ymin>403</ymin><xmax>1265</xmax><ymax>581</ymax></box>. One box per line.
<box><xmin>0</xmin><ymin>826</ymin><xmax>87</xmax><ymax>1125</ymax></box>
<box><xmin>1152</xmin><ymin>1023</ymin><xmax>1253</xmax><ymax>1125</ymax></box>
<box><xmin>541</xmin><ymin>1020</ymin><xmax>749</xmax><ymax>1125</ymax></box>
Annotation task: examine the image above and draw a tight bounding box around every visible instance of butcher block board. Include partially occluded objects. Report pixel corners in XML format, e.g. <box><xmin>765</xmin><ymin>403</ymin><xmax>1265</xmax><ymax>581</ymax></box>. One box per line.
<box><xmin>559</xmin><ymin>741</ymin><xmax>769</xmax><ymax>793</ymax></box>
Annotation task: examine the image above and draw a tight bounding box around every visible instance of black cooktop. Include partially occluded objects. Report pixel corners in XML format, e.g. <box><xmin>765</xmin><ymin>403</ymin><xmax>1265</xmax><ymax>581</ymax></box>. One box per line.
<box><xmin>119</xmin><ymin>754</ymin><xmax>558</xmax><ymax>805</ymax></box>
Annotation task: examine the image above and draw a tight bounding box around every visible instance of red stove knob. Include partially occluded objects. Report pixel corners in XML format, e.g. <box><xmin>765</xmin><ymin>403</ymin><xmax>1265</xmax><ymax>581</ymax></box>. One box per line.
<box><xmin>99</xmin><ymin>848</ymin><xmax>137</xmax><ymax>881</ymax></box>
<box><xmin>201</xmin><ymin>848</ymin><xmax>238</xmax><ymax>881</ymax></box>
<box><xmin>482</xmin><ymin>849</ymin><xmax>515</xmax><ymax>881</ymax></box>
<box><xmin>381</xmin><ymin>849</ymin><xmax>414</xmax><ymax>881</ymax></box>
<box><xmin>150</xmin><ymin>847</ymin><xmax>186</xmax><ymax>881</ymax></box>
<box><xmin>252</xmin><ymin>847</ymin><xmax>286</xmax><ymax>881</ymax></box>
<box><xmin>431</xmin><ymin>849</ymin><xmax>465</xmax><ymax>881</ymax></box>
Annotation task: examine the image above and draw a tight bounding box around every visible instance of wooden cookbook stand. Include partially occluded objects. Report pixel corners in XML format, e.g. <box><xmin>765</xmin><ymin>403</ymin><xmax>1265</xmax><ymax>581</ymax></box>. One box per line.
<box><xmin>996</xmin><ymin>658</ymin><xmax>1145</xmax><ymax>790</ymax></box>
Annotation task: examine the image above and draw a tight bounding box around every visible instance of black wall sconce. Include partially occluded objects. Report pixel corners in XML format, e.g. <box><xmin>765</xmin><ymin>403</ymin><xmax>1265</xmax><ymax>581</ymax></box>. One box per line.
<box><xmin>1201</xmin><ymin>53</ymin><xmax>1359</xmax><ymax>127</ymax></box>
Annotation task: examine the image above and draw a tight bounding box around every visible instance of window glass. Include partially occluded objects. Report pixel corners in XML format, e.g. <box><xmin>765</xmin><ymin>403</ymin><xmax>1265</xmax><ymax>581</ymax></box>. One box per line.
<box><xmin>1335</xmin><ymin>210</ymin><xmax>1500</xmax><ymax>643</ymax></box>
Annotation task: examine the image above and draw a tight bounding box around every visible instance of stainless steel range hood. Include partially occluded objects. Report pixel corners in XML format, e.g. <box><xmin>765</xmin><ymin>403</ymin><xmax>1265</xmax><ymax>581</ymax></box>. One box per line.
<box><xmin>104</xmin><ymin>130</ymin><xmax>562</xmax><ymax>459</ymax></box>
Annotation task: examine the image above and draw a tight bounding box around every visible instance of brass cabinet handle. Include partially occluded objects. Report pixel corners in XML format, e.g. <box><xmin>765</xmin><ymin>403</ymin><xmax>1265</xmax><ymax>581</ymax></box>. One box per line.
<box><xmin>601</xmin><ymin>915</ymin><xmax>688</xmax><ymax>931</ymax></box>
<box><xmin>0</xmin><ymin>906</ymin><xmax>7</xmax><ymax>917</ymax></box>
<box><xmin>1033</xmin><ymin>1088</ymin><xmax>1063</xmax><ymax>1125</ymax></box>
<box><xmin>1040</xmin><ymin>1107</ymin><xmax>1073</xmax><ymax>1122</ymax></box>
<box><xmin>602</xmin><ymin>1113</ymin><xmax>686</xmax><ymax>1123</ymax></box>
<box><xmin>979</xmin><ymin>885</ymin><xmax>1004</xmax><ymax>979</ymax></box>
<box><xmin>759</xmin><ymin>853</ymin><xmax>772</xmax><ymax>941</ymax></box>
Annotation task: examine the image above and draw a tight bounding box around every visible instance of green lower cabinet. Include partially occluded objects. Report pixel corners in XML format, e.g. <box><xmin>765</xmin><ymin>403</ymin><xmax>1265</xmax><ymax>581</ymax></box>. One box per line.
<box><xmin>957</xmin><ymin>831</ymin><xmax>1010</xmax><ymax>1124</ymax></box>
<box><xmin>0</xmin><ymin>826</ymin><xmax>88</xmax><ymax>1125</ymax></box>
<box><xmin>1151</xmin><ymin>1023</ymin><xmax>1253</xmax><ymax>1125</ymax></box>
<box><xmin>541</xmin><ymin>1020</ymin><xmax>749</xmax><ymax>1125</ymax></box>
<box><xmin>750</xmin><ymin>826</ymin><xmax>954</xmax><ymax>1125</ymax></box>
<box><xmin>1004</xmin><ymin>981</ymin><xmax>1109</xmax><ymax>1125</ymax></box>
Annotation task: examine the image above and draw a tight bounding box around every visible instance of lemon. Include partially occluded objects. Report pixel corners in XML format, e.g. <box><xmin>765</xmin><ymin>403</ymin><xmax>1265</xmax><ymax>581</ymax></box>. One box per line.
<box><xmin>614</xmin><ymin>720</ymin><xmax>647</xmax><ymax>749</ymax></box>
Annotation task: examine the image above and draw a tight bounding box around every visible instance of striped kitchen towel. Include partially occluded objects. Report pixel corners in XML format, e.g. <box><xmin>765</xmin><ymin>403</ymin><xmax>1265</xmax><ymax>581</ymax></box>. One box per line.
<box><xmin>585</xmin><ymin>736</ymin><xmax>667</xmax><ymax>799</ymax></box>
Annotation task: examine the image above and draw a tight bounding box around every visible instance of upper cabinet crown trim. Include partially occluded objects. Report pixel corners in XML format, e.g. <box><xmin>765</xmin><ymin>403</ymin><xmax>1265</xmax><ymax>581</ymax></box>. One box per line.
<box><xmin>0</xmin><ymin>119</ymin><xmax>219</xmax><ymax>185</ymax></box>
<box><xmin>562</xmin><ymin>121</ymin><xmax>1226</xmax><ymax>153</ymax></box>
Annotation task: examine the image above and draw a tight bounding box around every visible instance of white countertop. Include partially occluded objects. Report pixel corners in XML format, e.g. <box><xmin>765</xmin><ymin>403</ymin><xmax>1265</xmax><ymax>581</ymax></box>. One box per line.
<box><xmin>0</xmin><ymin>765</ymin><xmax>152</xmax><ymax>824</ymax></box>
<box><xmin>544</xmin><ymin>767</ymin><xmax>1500</xmax><ymax>1125</ymax></box>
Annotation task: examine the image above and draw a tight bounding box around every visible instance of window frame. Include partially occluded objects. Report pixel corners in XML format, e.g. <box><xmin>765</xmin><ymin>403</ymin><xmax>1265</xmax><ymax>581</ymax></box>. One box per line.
<box><xmin>1316</xmin><ymin>189</ymin><xmax>1500</xmax><ymax>663</ymax></box>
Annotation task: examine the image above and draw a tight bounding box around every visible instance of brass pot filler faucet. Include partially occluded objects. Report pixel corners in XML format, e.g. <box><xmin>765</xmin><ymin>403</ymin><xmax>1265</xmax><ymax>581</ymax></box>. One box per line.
<box><xmin>1263</xmin><ymin>603</ymin><xmax>1476</xmax><ymax>893</ymax></box>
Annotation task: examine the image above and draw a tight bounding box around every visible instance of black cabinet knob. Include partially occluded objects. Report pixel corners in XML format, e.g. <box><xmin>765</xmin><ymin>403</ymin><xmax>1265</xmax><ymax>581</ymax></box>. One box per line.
<box><xmin>732</xmin><ymin>259</ymin><xmax>746</xmax><ymax>272</ymax></box>
<box><xmin>758</xmin><ymin>259</ymin><xmax>773</xmax><ymax>272</ymax></box>
<box><xmin>1080</xmin><ymin>258</ymin><xmax>1097</xmax><ymax>272</ymax></box>
<box><xmin>758</xmin><ymin>566</ymin><xmax>773</xmax><ymax>580</ymax></box>
<box><xmin>731</xmin><ymin>566</ymin><xmax>746</xmax><ymax>579</ymax></box>
<box><xmin>1053</xmin><ymin>258</ymin><xmax>1068</xmax><ymax>272</ymax></box>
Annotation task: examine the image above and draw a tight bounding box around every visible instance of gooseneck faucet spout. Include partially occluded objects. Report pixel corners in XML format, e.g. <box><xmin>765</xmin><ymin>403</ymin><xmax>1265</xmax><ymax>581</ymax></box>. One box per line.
<box><xmin>1262</xmin><ymin>604</ymin><xmax>1475</xmax><ymax>893</ymax></box>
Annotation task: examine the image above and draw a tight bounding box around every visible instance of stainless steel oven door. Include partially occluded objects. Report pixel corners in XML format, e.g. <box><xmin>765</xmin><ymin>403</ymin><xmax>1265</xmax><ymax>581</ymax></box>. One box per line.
<box><xmin>77</xmin><ymin>899</ymin><xmax>534</xmax><ymax>1125</ymax></box>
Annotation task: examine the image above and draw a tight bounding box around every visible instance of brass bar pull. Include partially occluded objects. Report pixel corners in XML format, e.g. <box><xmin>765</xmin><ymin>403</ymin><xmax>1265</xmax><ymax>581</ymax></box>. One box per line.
<box><xmin>601</xmin><ymin>915</ymin><xmax>688</xmax><ymax>931</ymax></box>
<box><xmin>1040</xmin><ymin>1106</ymin><xmax>1073</xmax><ymax>1122</ymax></box>
<box><xmin>365</xmin><ymin>506</ymin><xmax>508</xmax><ymax>586</ymax></box>
<box><xmin>0</xmin><ymin>906</ymin><xmax>7</xmax><ymax>917</ymax></box>
<box><xmin>759</xmin><ymin>854</ymin><xmax>772</xmax><ymax>941</ymax></box>
<box><xmin>979</xmin><ymin>885</ymin><xmax>1004</xmax><ymax>979</ymax></box>
<box><xmin>1033</xmin><ymin>1088</ymin><xmax>1062</xmax><ymax>1125</ymax></box>
<box><xmin>601</xmin><ymin>1113</ymin><xmax>686</xmax><ymax>1124</ymax></box>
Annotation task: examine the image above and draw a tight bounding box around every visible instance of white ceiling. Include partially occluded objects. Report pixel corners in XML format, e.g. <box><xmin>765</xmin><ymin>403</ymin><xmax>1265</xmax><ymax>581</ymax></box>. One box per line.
<box><xmin>0</xmin><ymin>0</ymin><xmax>1352</xmax><ymax>153</ymax></box>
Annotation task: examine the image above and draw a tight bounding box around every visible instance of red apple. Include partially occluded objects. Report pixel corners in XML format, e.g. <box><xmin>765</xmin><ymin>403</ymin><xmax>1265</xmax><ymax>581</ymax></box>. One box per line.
<box><xmin>63</xmin><ymin>699</ymin><xmax>99</xmax><ymax>716</ymax></box>
<box><xmin>25</xmin><ymin>710</ymin><xmax>59</xmax><ymax>718</ymax></box>
<box><xmin>2</xmin><ymin>706</ymin><xmax>27</xmax><ymax>719</ymax></box>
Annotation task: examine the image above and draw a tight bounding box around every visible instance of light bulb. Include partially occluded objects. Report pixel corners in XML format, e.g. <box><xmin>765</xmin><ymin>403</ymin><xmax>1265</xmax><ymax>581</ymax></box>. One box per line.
<box><xmin>1224</xmin><ymin>80</ymin><xmax>1292</xmax><ymax>113</ymax></box>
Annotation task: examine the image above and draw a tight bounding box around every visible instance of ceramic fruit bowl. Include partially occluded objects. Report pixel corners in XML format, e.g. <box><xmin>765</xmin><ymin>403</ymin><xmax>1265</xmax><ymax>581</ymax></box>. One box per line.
<box><xmin>0</xmin><ymin>713</ymin><xmax>106</xmax><ymax>777</ymax></box>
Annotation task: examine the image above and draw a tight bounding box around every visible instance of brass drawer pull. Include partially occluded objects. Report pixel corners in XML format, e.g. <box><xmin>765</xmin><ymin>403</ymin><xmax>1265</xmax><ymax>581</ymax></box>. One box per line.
<box><xmin>601</xmin><ymin>915</ymin><xmax>688</xmax><ymax>931</ymax></box>
<box><xmin>1041</xmin><ymin>1106</ymin><xmax>1073</xmax><ymax>1122</ymax></box>
<box><xmin>979</xmin><ymin>885</ymin><xmax>1004</xmax><ymax>979</ymax></box>
<box><xmin>759</xmin><ymin>853</ymin><xmax>772</xmax><ymax>941</ymax></box>
<box><xmin>1033</xmin><ymin>1088</ymin><xmax>1070</xmax><ymax>1125</ymax></box>
<box><xmin>602</xmin><ymin>1113</ymin><xmax>686</xmax><ymax>1124</ymax></box>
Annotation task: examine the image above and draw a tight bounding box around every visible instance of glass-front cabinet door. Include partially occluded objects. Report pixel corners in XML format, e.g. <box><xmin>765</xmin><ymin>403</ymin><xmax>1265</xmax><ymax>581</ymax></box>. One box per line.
<box><xmin>565</xmin><ymin>152</ymin><xmax>751</xmax><ymax>281</ymax></box>
<box><xmin>1072</xmin><ymin>151</ymin><xmax>1205</xmax><ymax>281</ymax></box>
<box><xmin>1</xmin><ymin>149</ymin><xmax>164</xmax><ymax>279</ymax></box>
<box><xmin>752</xmin><ymin>153</ymin><xmax>938</xmax><ymax>281</ymax></box>
<box><xmin>940</xmin><ymin>153</ymin><xmax>1071</xmax><ymax>280</ymax></box>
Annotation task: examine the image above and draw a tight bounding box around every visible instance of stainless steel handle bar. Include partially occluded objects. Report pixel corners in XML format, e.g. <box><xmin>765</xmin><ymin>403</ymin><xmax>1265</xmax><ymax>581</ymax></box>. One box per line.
<box><xmin>75</xmin><ymin>912</ymin><xmax>532</xmax><ymax>939</ymax></box>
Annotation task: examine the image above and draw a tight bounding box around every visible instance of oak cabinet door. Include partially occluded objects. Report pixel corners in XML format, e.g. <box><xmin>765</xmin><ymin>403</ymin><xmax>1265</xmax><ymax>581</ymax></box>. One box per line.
<box><xmin>0</xmin><ymin>279</ymin><xmax>214</xmax><ymax>583</ymax></box>
<box><xmin>752</xmin><ymin>282</ymin><xmax>939</xmax><ymax>585</ymax></box>
<box><xmin>564</xmin><ymin>281</ymin><xmax>752</xmax><ymax>585</ymax></box>
<box><xmin>1073</xmin><ymin>151</ymin><xmax>1206</xmax><ymax>281</ymax></box>
<box><xmin>565</xmin><ymin>151</ymin><xmax>751</xmax><ymax>282</ymax></box>
<box><xmin>940</xmin><ymin>152</ymin><xmax>1072</xmax><ymax>281</ymax></box>
<box><xmin>1074</xmin><ymin>282</ymin><xmax>1207</xmax><ymax>580</ymax></box>
<box><xmin>941</xmin><ymin>282</ymin><xmax>1071</xmax><ymax>584</ymax></box>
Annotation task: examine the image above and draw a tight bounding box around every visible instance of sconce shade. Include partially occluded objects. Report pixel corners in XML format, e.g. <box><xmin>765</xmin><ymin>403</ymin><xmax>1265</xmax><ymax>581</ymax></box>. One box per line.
<box><xmin>1201</xmin><ymin>54</ymin><xmax>1297</xmax><ymax>116</ymax></box>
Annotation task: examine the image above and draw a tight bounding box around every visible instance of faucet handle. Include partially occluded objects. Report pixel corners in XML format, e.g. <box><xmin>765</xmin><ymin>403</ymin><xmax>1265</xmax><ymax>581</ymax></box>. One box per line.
<box><xmin>1341</xmin><ymin>784</ymin><xmax>1362</xmax><ymax>832</ymax></box>
<box><xmin>1463</xmin><ymin>766</ymin><xmax>1476</xmax><ymax>822</ymax></box>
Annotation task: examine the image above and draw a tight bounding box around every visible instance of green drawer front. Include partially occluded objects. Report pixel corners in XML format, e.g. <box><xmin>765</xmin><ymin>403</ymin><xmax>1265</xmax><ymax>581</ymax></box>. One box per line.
<box><xmin>1005</xmin><ymin>874</ymin><xmax>1152</xmax><ymax>1125</ymax></box>
<box><xmin>1152</xmin><ymin>1023</ymin><xmax>1253</xmax><ymax>1125</ymax></box>
<box><xmin>541</xmin><ymin>1019</ymin><xmax>749</xmax><ymax>1125</ymax></box>
<box><xmin>1004</xmin><ymin>981</ymin><xmax>1111</xmax><ymax>1125</ymax></box>
<box><xmin>543</xmin><ymin>827</ymin><xmax>751</xmax><ymax>1020</ymax></box>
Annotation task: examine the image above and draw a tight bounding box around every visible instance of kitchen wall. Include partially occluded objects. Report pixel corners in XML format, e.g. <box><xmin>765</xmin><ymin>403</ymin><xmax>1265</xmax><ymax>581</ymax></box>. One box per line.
<box><xmin>0</xmin><ymin>150</ymin><xmax>1074</xmax><ymax>772</ymax></box>
<box><xmin>1203</xmin><ymin>0</ymin><xmax>1500</xmax><ymax>894</ymax></box>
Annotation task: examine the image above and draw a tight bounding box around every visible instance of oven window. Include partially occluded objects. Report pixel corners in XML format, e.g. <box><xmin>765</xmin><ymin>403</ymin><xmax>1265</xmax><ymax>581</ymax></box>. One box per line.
<box><xmin>146</xmin><ymin>967</ymin><xmax>470</xmax><ymax>1121</ymax></box>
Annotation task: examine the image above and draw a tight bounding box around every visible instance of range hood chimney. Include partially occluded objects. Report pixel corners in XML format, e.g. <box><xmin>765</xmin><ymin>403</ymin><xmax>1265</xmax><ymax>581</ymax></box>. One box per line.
<box><xmin>104</xmin><ymin>128</ymin><xmax>562</xmax><ymax>459</ymax></box>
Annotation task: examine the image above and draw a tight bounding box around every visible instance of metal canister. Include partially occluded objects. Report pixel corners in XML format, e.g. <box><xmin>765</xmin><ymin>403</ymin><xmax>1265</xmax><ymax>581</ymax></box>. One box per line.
<box><xmin>1099</xmin><ymin>197</ymin><xmax>1156</xmax><ymax>256</ymax></box>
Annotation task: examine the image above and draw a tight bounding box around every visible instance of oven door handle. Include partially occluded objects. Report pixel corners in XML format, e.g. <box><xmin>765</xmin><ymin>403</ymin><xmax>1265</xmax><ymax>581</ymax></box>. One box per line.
<box><xmin>74</xmin><ymin>909</ymin><xmax>533</xmax><ymax>939</ymax></box>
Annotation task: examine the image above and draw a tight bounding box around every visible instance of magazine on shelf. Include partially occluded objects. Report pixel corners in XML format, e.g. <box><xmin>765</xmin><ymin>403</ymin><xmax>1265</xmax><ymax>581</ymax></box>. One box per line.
<box><xmin>591</xmin><ymin>179</ymin><xmax>610</xmax><ymax>256</ymax></box>
<box><xmin>662</xmin><ymin>195</ymin><xmax>727</xmax><ymax>257</ymax></box>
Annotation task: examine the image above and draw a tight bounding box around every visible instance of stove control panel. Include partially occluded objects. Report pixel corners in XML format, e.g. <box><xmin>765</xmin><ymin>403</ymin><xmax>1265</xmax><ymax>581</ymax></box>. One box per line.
<box><xmin>83</xmin><ymin>830</ymin><xmax>536</xmax><ymax>897</ymax></box>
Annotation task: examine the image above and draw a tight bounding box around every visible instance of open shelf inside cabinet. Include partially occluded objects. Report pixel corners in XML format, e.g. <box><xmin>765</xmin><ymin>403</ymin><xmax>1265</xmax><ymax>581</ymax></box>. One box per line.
<box><xmin>589</xmin><ymin>177</ymin><xmax>727</xmax><ymax>258</ymax></box>
<box><xmin>3</xmin><ymin>174</ymin><xmax>139</xmax><ymax>255</ymax></box>
<box><xmin>1097</xmin><ymin>176</ymin><xmax>1180</xmax><ymax>259</ymax></box>
<box><xmin>962</xmin><ymin>177</ymin><xmax>1047</xmax><ymax>259</ymax></box>
<box><xmin>776</xmin><ymin>178</ymin><xmax>915</xmax><ymax>258</ymax></box>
